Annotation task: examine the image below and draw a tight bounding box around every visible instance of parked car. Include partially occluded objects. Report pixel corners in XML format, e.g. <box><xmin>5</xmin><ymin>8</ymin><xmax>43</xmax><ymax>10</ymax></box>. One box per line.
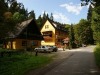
<box><xmin>82</xmin><ymin>44</ymin><xmax>87</xmax><ymax>47</ymax></box>
<box><xmin>34</xmin><ymin>46</ymin><xmax>52</xmax><ymax>53</ymax></box>
<box><xmin>49</xmin><ymin>46</ymin><xmax>58</xmax><ymax>52</ymax></box>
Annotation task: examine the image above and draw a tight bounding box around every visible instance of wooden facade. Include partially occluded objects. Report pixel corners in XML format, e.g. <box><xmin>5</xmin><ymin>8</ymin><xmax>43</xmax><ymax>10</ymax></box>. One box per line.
<box><xmin>41</xmin><ymin>19</ymin><xmax>69</xmax><ymax>48</ymax></box>
<box><xmin>4</xmin><ymin>19</ymin><xmax>43</xmax><ymax>50</ymax></box>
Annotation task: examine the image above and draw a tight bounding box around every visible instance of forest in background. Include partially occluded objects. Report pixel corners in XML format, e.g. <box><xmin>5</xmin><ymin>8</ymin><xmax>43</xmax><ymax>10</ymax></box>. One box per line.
<box><xmin>0</xmin><ymin>0</ymin><xmax>100</xmax><ymax>48</ymax></box>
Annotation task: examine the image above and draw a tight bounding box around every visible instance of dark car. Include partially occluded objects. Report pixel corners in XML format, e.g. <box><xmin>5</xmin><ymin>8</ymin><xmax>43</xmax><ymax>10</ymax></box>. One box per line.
<box><xmin>49</xmin><ymin>46</ymin><xmax>58</xmax><ymax>52</ymax></box>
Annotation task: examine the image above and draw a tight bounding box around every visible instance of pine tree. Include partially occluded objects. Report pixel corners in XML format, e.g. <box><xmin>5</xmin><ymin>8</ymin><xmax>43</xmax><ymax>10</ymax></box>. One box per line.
<box><xmin>43</xmin><ymin>11</ymin><xmax>47</xmax><ymax>20</ymax></box>
<box><xmin>69</xmin><ymin>24</ymin><xmax>75</xmax><ymax>49</ymax></box>
<box><xmin>0</xmin><ymin>0</ymin><xmax>28</xmax><ymax>39</ymax></box>
<box><xmin>50</xmin><ymin>13</ymin><xmax>53</xmax><ymax>21</ymax></box>
<box><xmin>36</xmin><ymin>15</ymin><xmax>43</xmax><ymax>29</ymax></box>
<box><xmin>87</xmin><ymin>5</ymin><xmax>94</xmax><ymax>44</ymax></box>
<box><xmin>28</xmin><ymin>10</ymin><xmax>36</xmax><ymax>20</ymax></box>
<box><xmin>91</xmin><ymin>0</ymin><xmax>100</xmax><ymax>44</ymax></box>
<box><xmin>87</xmin><ymin>5</ymin><xmax>92</xmax><ymax>22</ymax></box>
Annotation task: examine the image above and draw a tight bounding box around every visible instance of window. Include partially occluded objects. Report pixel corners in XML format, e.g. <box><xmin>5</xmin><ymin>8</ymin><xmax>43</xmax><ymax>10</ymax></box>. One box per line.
<box><xmin>45</xmin><ymin>25</ymin><xmax>49</xmax><ymax>29</ymax></box>
<box><xmin>57</xmin><ymin>39</ymin><xmax>62</xmax><ymax>42</ymax></box>
<box><xmin>22</xmin><ymin>41</ymin><xmax>27</xmax><ymax>46</ymax></box>
<box><xmin>59</xmin><ymin>31</ymin><xmax>60</xmax><ymax>35</ymax></box>
<box><xmin>32</xmin><ymin>41</ymin><xmax>38</xmax><ymax>46</ymax></box>
<box><xmin>42</xmin><ymin>46</ymin><xmax>45</xmax><ymax>48</ymax></box>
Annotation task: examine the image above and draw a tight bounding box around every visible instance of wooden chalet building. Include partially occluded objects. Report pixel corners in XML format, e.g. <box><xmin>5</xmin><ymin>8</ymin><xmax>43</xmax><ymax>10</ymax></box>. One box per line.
<box><xmin>41</xmin><ymin>19</ymin><xmax>69</xmax><ymax>48</ymax></box>
<box><xmin>4</xmin><ymin>18</ymin><xmax>43</xmax><ymax>50</ymax></box>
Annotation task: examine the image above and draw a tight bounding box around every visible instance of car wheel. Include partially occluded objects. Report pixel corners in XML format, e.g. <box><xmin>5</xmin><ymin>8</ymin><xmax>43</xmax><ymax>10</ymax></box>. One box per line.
<box><xmin>34</xmin><ymin>49</ymin><xmax>37</xmax><ymax>52</ymax></box>
<box><xmin>44</xmin><ymin>50</ymin><xmax>46</xmax><ymax>53</ymax></box>
<box><xmin>53</xmin><ymin>48</ymin><xmax>57</xmax><ymax>52</ymax></box>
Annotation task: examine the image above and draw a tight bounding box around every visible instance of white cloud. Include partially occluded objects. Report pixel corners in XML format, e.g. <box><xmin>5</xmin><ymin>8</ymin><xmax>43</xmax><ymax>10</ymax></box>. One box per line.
<box><xmin>60</xmin><ymin>2</ymin><xmax>83</xmax><ymax>15</ymax></box>
<box><xmin>53</xmin><ymin>12</ymin><xmax>70</xmax><ymax>24</ymax></box>
<box><xmin>40</xmin><ymin>11</ymin><xmax>70</xmax><ymax>24</ymax></box>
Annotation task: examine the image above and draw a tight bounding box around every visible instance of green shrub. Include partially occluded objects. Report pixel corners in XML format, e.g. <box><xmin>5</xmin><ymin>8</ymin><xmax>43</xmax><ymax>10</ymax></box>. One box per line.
<box><xmin>0</xmin><ymin>49</ymin><xmax>53</xmax><ymax>75</ymax></box>
<box><xmin>94</xmin><ymin>45</ymin><xmax>100</xmax><ymax>67</ymax></box>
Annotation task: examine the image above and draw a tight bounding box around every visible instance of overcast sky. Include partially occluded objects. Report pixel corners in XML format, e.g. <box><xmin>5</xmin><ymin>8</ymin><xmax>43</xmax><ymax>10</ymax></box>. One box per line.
<box><xmin>17</xmin><ymin>0</ymin><xmax>89</xmax><ymax>24</ymax></box>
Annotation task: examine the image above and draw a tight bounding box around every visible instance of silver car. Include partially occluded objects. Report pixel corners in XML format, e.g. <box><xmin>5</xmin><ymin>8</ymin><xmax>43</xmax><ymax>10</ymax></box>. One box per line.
<box><xmin>34</xmin><ymin>46</ymin><xmax>52</xmax><ymax>53</ymax></box>
<box><xmin>49</xmin><ymin>46</ymin><xmax>58</xmax><ymax>52</ymax></box>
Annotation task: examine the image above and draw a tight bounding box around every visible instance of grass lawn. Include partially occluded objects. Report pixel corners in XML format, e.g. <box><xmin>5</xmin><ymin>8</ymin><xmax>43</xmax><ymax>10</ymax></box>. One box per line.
<box><xmin>0</xmin><ymin>48</ymin><xmax>54</xmax><ymax>75</ymax></box>
<box><xmin>94</xmin><ymin>45</ymin><xmax>100</xmax><ymax>67</ymax></box>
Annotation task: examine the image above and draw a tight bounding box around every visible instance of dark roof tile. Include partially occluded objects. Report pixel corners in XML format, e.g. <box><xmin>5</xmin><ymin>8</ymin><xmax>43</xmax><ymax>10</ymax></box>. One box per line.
<box><xmin>8</xmin><ymin>18</ymin><xmax>43</xmax><ymax>40</ymax></box>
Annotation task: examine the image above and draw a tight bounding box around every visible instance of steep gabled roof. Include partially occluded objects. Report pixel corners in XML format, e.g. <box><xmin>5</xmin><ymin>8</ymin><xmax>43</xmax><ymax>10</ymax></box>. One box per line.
<box><xmin>42</xmin><ymin>19</ymin><xmax>67</xmax><ymax>32</ymax></box>
<box><xmin>15</xmin><ymin>19</ymin><xmax>33</xmax><ymax>36</ymax></box>
<box><xmin>8</xmin><ymin>18</ymin><xmax>43</xmax><ymax>40</ymax></box>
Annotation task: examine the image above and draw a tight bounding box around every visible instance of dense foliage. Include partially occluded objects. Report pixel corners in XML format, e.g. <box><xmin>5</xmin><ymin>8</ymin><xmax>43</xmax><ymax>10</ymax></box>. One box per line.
<box><xmin>0</xmin><ymin>0</ymin><xmax>28</xmax><ymax>39</ymax></box>
<box><xmin>91</xmin><ymin>5</ymin><xmax>100</xmax><ymax>44</ymax></box>
<box><xmin>69</xmin><ymin>24</ymin><xmax>76</xmax><ymax>48</ymax></box>
<box><xmin>74</xmin><ymin>19</ymin><xmax>94</xmax><ymax>45</ymax></box>
<box><xmin>94</xmin><ymin>45</ymin><xmax>100</xmax><ymax>67</ymax></box>
<box><xmin>81</xmin><ymin>0</ymin><xmax>100</xmax><ymax>44</ymax></box>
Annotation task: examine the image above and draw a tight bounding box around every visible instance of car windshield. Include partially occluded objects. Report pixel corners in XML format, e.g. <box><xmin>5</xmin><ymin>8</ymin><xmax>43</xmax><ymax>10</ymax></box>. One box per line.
<box><xmin>42</xmin><ymin>46</ymin><xmax>45</xmax><ymax>48</ymax></box>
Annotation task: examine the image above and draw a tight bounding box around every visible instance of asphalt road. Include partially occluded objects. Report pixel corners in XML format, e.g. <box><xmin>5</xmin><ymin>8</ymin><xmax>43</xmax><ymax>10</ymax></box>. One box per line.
<box><xmin>44</xmin><ymin>46</ymin><xmax>100</xmax><ymax>75</ymax></box>
<box><xmin>27</xmin><ymin>46</ymin><xmax>100</xmax><ymax>75</ymax></box>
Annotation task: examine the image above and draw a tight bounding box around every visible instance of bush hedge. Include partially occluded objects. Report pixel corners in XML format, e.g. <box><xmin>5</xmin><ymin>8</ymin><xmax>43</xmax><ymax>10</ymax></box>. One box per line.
<box><xmin>94</xmin><ymin>45</ymin><xmax>100</xmax><ymax>67</ymax></box>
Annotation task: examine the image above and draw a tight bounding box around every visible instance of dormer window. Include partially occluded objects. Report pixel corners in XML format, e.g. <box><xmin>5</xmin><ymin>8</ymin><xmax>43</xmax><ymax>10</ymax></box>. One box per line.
<box><xmin>45</xmin><ymin>25</ymin><xmax>49</xmax><ymax>29</ymax></box>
